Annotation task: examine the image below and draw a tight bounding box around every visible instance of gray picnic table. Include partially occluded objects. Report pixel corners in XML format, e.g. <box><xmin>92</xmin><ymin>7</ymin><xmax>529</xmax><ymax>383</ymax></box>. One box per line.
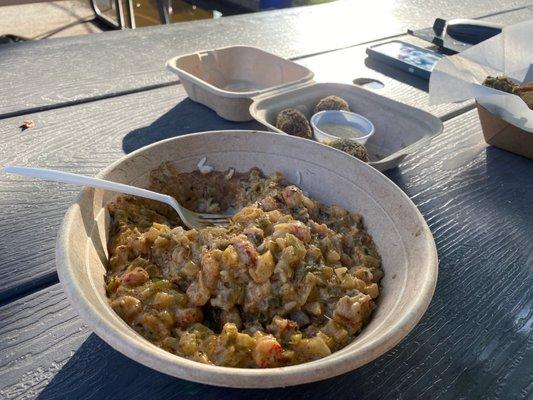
<box><xmin>0</xmin><ymin>1</ymin><xmax>532</xmax><ymax>399</ymax></box>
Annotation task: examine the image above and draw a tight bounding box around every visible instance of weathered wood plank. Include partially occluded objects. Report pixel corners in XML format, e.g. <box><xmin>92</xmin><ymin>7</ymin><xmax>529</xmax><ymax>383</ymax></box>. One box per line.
<box><xmin>1</xmin><ymin>109</ymin><xmax>531</xmax><ymax>399</ymax></box>
<box><xmin>1</xmin><ymin>1</ymin><xmax>530</xmax><ymax>117</ymax></box>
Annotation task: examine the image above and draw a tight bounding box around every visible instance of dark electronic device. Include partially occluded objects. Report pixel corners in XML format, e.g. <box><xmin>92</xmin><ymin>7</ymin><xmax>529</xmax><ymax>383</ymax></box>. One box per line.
<box><xmin>408</xmin><ymin>18</ymin><xmax>503</xmax><ymax>53</ymax></box>
<box><xmin>366</xmin><ymin>40</ymin><xmax>444</xmax><ymax>80</ymax></box>
<box><xmin>441</xmin><ymin>18</ymin><xmax>502</xmax><ymax>44</ymax></box>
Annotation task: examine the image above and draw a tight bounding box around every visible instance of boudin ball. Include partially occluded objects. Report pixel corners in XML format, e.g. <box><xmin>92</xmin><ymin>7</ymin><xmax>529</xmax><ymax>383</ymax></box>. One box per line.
<box><xmin>276</xmin><ymin>108</ymin><xmax>312</xmax><ymax>139</ymax></box>
<box><xmin>326</xmin><ymin>138</ymin><xmax>369</xmax><ymax>162</ymax></box>
<box><xmin>314</xmin><ymin>95</ymin><xmax>350</xmax><ymax>114</ymax></box>
<box><xmin>482</xmin><ymin>75</ymin><xmax>518</xmax><ymax>94</ymax></box>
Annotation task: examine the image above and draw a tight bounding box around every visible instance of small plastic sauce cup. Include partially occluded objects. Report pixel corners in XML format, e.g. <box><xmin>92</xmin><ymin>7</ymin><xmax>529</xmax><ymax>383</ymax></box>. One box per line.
<box><xmin>310</xmin><ymin>110</ymin><xmax>375</xmax><ymax>144</ymax></box>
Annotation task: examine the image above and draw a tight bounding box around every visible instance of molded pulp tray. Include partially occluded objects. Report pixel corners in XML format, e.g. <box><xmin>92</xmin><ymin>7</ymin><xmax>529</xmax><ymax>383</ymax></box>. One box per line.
<box><xmin>167</xmin><ymin>46</ymin><xmax>314</xmax><ymax>121</ymax></box>
<box><xmin>57</xmin><ymin>131</ymin><xmax>438</xmax><ymax>388</ymax></box>
<box><xmin>166</xmin><ymin>47</ymin><xmax>443</xmax><ymax>172</ymax></box>
<box><xmin>250</xmin><ymin>82</ymin><xmax>444</xmax><ymax>171</ymax></box>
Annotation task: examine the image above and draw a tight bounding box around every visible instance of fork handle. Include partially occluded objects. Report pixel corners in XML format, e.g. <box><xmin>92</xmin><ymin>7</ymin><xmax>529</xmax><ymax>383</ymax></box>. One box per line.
<box><xmin>3</xmin><ymin>165</ymin><xmax>174</xmax><ymax>205</ymax></box>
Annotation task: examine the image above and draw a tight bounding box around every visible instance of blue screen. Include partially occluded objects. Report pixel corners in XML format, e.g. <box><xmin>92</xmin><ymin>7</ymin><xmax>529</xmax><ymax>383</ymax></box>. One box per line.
<box><xmin>373</xmin><ymin>42</ymin><xmax>443</xmax><ymax>71</ymax></box>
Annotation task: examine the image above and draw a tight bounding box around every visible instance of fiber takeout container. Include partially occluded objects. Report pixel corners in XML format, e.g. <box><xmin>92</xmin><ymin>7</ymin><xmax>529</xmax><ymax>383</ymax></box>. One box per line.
<box><xmin>167</xmin><ymin>46</ymin><xmax>443</xmax><ymax>171</ymax></box>
<box><xmin>56</xmin><ymin>130</ymin><xmax>438</xmax><ymax>388</ymax></box>
<box><xmin>251</xmin><ymin>82</ymin><xmax>443</xmax><ymax>171</ymax></box>
<box><xmin>429</xmin><ymin>20</ymin><xmax>533</xmax><ymax>159</ymax></box>
<box><xmin>166</xmin><ymin>46</ymin><xmax>314</xmax><ymax>121</ymax></box>
<box><xmin>476</xmin><ymin>102</ymin><xmax>533</xmax><ymax>159</ymax></box>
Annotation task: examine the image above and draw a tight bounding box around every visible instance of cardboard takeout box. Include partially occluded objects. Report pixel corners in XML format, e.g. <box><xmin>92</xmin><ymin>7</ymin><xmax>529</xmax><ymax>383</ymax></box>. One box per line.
<box><xmin>430</xmin><ymin>20</ymin><xmax>533</xmax><ymax>159</ymax></box>
<box><xmin>476</xmin><ymin>102</ymin><xmax>533</xmax><ymax>159</ymax></box>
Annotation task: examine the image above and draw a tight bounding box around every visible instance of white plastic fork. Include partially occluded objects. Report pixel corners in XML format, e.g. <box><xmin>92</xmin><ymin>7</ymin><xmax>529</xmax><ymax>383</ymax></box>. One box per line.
<box><xmin>3</xmin><ymin>165</ymin><xmax>232</xmax><ymax>230</ymax></box>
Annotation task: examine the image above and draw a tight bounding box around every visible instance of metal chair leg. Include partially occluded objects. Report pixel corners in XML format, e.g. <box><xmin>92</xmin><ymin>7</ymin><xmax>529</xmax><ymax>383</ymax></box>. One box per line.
<box><xmin>127</xmin><ymin>0</ymin><xmax>136</xmax><ymax>29</ymax></box>
<box><xmin>90</xmin><ymin>0</ymin><xmax>135</xmax><ymax>29</ymax></box>
<box><xmin>115</xmin><ymin>0</ymin><xmax>125</xmax><ymax>28</ymax></box>
<box><xmin>157</xmin><ymin>0</ymin><xmax>170</xmax><ymax>25</ymax></box>
<box><xmin>90</xmin><ymin>0</ymin><xmax>119</xmax><ymax>29</ymax></box>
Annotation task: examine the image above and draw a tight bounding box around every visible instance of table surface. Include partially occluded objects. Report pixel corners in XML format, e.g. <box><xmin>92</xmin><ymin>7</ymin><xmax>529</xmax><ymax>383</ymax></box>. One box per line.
<box><xmin>0</xmin><ymin>1</ymin><xmax>532</xmax><ymax>399</ymax></box>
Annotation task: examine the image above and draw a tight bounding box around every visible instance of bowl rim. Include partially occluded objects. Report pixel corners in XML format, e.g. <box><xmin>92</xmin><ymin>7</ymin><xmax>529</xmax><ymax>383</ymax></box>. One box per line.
<box><xmin>56</xmin><ymin>130</ymin><xmax>438</xmax><ymax>388</ymax></box>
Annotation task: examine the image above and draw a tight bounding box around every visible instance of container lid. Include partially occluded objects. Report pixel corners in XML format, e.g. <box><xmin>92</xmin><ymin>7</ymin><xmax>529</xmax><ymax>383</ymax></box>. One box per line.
<box><xmin>166</xmin><ymin>46</ymin><xmax>315</xmax><ymax>99</ymax></box>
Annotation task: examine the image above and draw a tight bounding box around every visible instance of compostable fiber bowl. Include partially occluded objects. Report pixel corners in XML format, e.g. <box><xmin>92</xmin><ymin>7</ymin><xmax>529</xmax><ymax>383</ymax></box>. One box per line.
<box><xmin>56</xmin><ymin>130</ymin><xmax>438</xmax><ymax>388</ymax></box>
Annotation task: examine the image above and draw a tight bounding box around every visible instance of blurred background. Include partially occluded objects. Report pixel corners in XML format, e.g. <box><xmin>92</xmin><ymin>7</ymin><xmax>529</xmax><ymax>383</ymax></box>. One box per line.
<box><xmin>0</xmin><ymin>0</ymin><xmax>335</xmax><ymax>43</ymax></box>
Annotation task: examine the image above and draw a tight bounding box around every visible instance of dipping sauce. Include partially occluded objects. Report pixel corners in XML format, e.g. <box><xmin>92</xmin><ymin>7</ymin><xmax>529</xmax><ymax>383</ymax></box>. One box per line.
<box><xmin>317</xmin><ymin>123</ymin><xmax>366</xmax><ymax>140</ymax></box>
<box><xmin>311</xmin><ymin>111</ymin><xmax>375</xmax><ymax>145</ymax></box>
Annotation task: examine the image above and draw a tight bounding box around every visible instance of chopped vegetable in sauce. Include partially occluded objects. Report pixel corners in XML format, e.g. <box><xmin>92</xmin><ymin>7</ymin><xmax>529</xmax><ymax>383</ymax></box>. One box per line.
<box><xmin>106</xmin><ymin>165</ymin><xmax>383</xmax><ymax>368</ymax></box>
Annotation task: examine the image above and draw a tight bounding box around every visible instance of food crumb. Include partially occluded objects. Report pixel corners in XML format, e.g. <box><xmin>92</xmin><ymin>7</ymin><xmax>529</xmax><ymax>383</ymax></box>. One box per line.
<box><xmin>295</xmin><ymin>170</ymin><xmax>302</xmax><ymax>185</ymax></box>
<box><xmin>19</xmin><ymin>119</ymin><xmax>35</xmax><ymax>131</ymax></box>
<box><xmin>225</xmin><ymin>168</ymin><xmax>235</xmax><ymax>180</ymax></box>
<box><xmin>197</xmin><ymin>156</ymin><xmax>214</xmax><ymax>174</ymax></box>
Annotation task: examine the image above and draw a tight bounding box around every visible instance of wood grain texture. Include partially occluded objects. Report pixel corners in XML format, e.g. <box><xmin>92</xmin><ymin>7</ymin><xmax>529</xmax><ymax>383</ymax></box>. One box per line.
<box><xmin>0</xmin><ymin>109</ymin><xmax>531</xmax><ymax>399</ymax></box>
<box><xmin>0</xmin><ymin>1</ymin><xmax>530</xmax><ymax>117</ymax></box>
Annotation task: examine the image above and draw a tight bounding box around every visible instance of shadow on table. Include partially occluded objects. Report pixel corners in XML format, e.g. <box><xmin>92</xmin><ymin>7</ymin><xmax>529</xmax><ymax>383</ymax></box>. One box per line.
<box><xmin>364</xmin><ymin>57</ymin><xmax>429</xmax><ymax>93</ymax></box>
<box><xmin>384</xmin><ymin>166</ymin><xmax>406</xmax><ymax>189</ymax></box>
<box><xmin>36</xmin><ymin>333</ymin><xmax>382</xmax><ymax>400</ymax></box>
<box><xmin>122</xmin><ymin>98</ymin><xmax>262</xmax><ymax>154</ymax></box>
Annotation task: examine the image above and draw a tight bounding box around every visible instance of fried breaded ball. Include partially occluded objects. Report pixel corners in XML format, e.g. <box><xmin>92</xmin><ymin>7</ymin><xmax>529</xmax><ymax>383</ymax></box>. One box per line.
<box><xmin>483</xmin><ymin>76</ymin><xmax>533</xmax><ymax>109</ymax></box>
<box><xmin>326</xmin><ymin>138</ymin><xmax>369</xmax><ymax>162</ymax></box>
<box><xmin>314</xmin><ymin>95</ymin><xmax>350</xmax><ymax>114</ymax></box>
<box><xmin>276</xmin><ymin>108</ymin><xmax>312</xmax><ymax>139</ymax></box>
<box><xmin>483</xmin><ymin>75</ymin><xmax>519</xmax><ymax>94</ymax></box>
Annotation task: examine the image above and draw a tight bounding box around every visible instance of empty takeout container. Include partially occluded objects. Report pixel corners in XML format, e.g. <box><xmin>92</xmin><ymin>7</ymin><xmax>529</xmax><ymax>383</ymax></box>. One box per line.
<box><xmin>166</xmin><ymin>46</ymin><xmax>314</xmax><ymax>122</ymax></box>
<box><xmin>167</xmin><ymin>46</ymin><xmax>443</xmax><ymax>171</ymax></box>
